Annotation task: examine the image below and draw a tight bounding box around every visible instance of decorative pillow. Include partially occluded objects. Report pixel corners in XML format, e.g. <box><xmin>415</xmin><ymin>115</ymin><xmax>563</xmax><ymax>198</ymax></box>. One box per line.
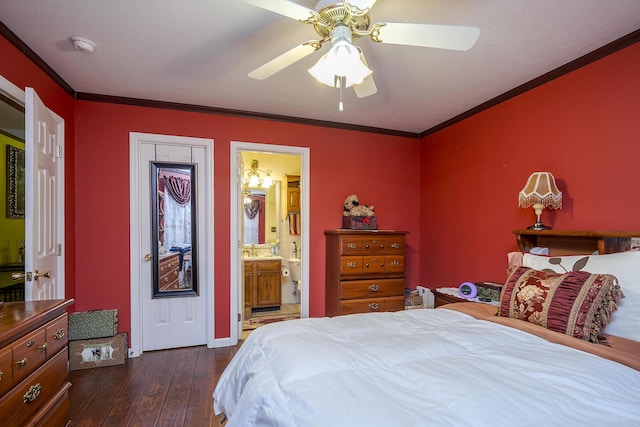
<box><xmin>522</xmin><ymin>251</ymin><xmax>640</xmax><ymax>342</ymax></box>
<box><xmin>499</xmin><ymin>266</ymin><xmax>623</xmax><ymax>343</ymax></box>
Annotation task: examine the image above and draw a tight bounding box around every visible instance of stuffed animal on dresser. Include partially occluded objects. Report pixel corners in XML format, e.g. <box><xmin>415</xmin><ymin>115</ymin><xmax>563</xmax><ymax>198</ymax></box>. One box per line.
<box><xmin>343</xmin><ymin>194</ymin><xmax>375</xmax><ymax>217</ymax></box>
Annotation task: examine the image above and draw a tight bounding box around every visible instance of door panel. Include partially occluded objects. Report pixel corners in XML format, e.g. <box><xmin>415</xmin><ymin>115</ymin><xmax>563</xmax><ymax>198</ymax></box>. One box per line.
<box><xmin>140</xmin><ymin>141</ymin><xmax>207</xmax><ymax>351</ymax></box>
<box><xmin>25</xmin><ymin>88</ymin><xmax>64</xmax><ymax>300</ymax></box>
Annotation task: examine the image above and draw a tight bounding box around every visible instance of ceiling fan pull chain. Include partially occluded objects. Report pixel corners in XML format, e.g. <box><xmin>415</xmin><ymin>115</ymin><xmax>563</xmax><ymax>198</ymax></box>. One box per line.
<box><xmin>338</xmin><ymin>76</ymin><xmax>345</xmax><ymax>112</ymax></box>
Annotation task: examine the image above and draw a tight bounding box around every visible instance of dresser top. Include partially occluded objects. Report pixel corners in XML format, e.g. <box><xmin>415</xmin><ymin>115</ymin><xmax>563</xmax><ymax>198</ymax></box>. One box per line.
<box><xmin>325</xmin><ymin>230</ymin><xmax>408</xmax><ymax>235</ymax></box>
<box><xmin>0</xmin><ymin>299</ymin><xmax>74</xmax><ymax>346</ymax></box>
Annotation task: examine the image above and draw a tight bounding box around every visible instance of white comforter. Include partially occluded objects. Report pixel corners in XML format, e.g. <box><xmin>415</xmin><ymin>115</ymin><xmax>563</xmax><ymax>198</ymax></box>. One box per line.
<box><xmin>213</xmin><ymin>309</ymin><xmax>640</xmax><ymax>426</ymax></box>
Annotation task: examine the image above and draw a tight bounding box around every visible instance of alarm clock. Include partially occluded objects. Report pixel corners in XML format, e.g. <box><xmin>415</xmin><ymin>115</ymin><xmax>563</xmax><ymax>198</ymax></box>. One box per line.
<box><xmin>458</xmin><ymin>282</ymin><xmax>478</xmax><ymax>298</ymax></box>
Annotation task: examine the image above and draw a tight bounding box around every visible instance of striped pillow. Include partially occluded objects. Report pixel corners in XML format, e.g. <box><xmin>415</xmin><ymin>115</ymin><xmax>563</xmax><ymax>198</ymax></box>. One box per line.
<box><xmin>499</xmin><ymin>266</ymin><xmax>623</xmax><ymax>343</ymax></box>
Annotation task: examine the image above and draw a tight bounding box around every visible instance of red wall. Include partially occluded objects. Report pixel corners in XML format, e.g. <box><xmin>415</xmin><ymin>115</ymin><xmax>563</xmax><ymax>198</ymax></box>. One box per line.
<box><xmin>419</xmin><ymin>42</ymin><xmax>640</xmax><ymax>288</ymax></box>
<box><xmin>0</xmin><ymin>36</ymin><xmax>76</xmax><ymax>301</ymax></box>
<box><xmin>73</xmin><ymin>102</ymin><xmax>421</xmax><ymax>338</ymax></box>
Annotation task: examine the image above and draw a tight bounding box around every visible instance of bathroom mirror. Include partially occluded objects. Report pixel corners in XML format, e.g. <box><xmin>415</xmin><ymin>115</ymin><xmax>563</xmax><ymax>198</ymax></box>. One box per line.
<box><xmin>150</xmin><ymin>162</ymin><xmax>198</xmax><ymax>298</ymax></box>
<box><xmin>243</xmin><ymin>181</ymin><xmax>280</xmax><ymax>247</ymax></box>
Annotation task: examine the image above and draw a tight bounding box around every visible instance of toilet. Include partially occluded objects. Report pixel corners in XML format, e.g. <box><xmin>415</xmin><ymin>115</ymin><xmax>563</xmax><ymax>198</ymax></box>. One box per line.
<box><xmin>289</xmin><ymin>258</ymin><xmax>302</xmax><ymax>293</ymax></box>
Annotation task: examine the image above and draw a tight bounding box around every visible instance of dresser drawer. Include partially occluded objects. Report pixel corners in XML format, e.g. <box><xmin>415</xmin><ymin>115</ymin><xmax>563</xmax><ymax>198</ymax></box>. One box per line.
<box><xmin>159</xmin><ymin>268</ymin><xmax>179</xmax><ymax>290</ymax></box>
<box><xmin>340</xmin><ymin>256</ymin><xmax>405</xmax><ymax>275</ymax></box>
<box><xmin>45</xmin><ymin>314</ymin><xmax>69</xmax><ymax>358</ymax></box>
<box><xmin>385</xmin><ymin>255</ymin><xmax>405</xmax><ymax>273</ymax></box>
<box><xmin>340</xmin><ymin>279</ymin><xmax>405</xmax><ymax>300</ymax></box>
<box><xmin>340</xmin><ymin>256</ymin><xmax>364</xmax><ymax>274</ymax></box>
<box><xmin>34</xmin><ymin>382</ymin><xmax>71</xmax><ymax>427</ymax></box>
<box><xmin>385</xmin><ymin>236</ymin><xmax>405</xmax><ymax>254</ymax></box>
<box><xmin>339</xmin><ymin>237</ymin><xmax>367</xmax><ymax>255</ymax></box>
<box><xmin>13</xmin><ymin>329</ymin><xmax>47</xmax><ymax>384</ymax></box>
<box><xmin>0</xmin><ymin>348</ymin><xmax>68</xmax><ymax>427</ymax></box>
<box><xmin>0</xmin><ymin>346</ymin><xmax>12</xmax><ymax>397</ymax></box>
<box><xmin>339</xmin><ymin>296</ymin><xmax>405</xmax><ymax>315</ymax></box>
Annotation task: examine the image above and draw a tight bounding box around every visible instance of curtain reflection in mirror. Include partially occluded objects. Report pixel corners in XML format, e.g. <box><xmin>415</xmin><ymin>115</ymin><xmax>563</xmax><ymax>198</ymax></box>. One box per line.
<box><xmin>244</xmin><ymin>193</ymin><xmax>265</xmax><ymax>244</ymax></box>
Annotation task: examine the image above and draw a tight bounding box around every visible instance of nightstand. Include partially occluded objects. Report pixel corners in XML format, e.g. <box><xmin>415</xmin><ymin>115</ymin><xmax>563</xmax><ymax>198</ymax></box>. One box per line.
<box><xmin>433</xmin><ymin>284</ymin><xmax>502</xmax><ymax>308</ymax></box>
<box><xmin>433</xmin><ymin>289</ymin><xmax>468</xmax><ymax>307</ymax></box>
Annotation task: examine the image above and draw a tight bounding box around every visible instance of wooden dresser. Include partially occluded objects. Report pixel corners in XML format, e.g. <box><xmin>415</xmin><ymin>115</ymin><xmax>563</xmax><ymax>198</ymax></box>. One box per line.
<box><xmin>325</xmin><ymin>230</ymin><xmax>407</xmax><ymax>316</ymax></box>
<box><xmin>159</xmin><ymin>252</ymin><xmax>180</xmax><ymax>291</ymax></box>
<box><xmin>0</xmin><ymin>299</ymin><xmax>74</xmax><ymax>426</ymax></box>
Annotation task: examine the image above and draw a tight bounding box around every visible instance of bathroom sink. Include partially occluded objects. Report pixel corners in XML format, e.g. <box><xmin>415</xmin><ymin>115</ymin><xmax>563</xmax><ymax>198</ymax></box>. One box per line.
<box><xmin>243</xmin><ymin>255</ymin><xmax>282</xmax><ymax>261</ymax></box>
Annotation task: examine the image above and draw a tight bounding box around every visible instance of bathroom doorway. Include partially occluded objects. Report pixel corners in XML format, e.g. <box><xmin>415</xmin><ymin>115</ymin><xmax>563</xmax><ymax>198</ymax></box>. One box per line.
<box><xmin>230</xmin><ymin>142</ymin><xmax>309</xmax><ymax>344</ymax></box>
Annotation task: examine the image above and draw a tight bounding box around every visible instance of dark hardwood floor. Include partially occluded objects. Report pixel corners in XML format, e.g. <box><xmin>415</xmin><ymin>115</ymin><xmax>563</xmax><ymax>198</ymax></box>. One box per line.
<box><xmin>69</xmin><ymin>344</ymin><xmax>241</xmax><ymax>427</ymax></box>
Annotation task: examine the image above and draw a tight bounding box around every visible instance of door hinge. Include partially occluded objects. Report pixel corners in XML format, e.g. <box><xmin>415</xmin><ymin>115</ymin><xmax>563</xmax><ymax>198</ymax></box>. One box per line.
<box><xmin>57</xmin><ymin>244</ymin><xmax>62</xmax><ymax>256</ymax></box>
<box><xmin>238</xmin><ymin>313</ymin><xmax>242</xmax><ymax>322</ymax></box>
<box><xmin>26</xmin><ymin>271</ymin><xmax>33</xmax><ymax>282</ymax></box>
<box><xmin>56</xmin><ymin>145</ymin><xmax>63</xmax><ymax>158</ymax></box>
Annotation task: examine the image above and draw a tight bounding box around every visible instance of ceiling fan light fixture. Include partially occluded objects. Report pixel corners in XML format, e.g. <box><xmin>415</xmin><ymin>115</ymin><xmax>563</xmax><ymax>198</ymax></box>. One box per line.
<box><xmin>308</xmin><ymin>25</ymin><xmax>371</xmax><ymax>88</ymax></box>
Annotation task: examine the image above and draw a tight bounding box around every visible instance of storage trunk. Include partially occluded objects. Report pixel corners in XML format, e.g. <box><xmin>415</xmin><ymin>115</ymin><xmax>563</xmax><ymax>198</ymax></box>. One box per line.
<box><xmin>68</xmin><ymin>309</ymin><xmax>118</xmax><ymax>340</ymax></box>
<box><xmin>341</xmin><ymin>216</ymin><xmax>377</xmax><ymax>230</ymax></box>
<box><xmin>69</xmin><ymin>333</ymin><xmax>127</xmax><ymax>371</ymax></box>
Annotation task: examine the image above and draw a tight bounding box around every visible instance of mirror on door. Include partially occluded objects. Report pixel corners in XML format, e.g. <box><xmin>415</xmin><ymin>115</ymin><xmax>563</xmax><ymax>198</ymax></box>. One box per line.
<box><xmin>150</xmin><ymin>162</ymin><xmax>198</xmax><ymax>297</ymax></box>
<box><xmin>0</xmin><ymin>93</ymin><xmax>26</xmax><ymax>302</ymax></box>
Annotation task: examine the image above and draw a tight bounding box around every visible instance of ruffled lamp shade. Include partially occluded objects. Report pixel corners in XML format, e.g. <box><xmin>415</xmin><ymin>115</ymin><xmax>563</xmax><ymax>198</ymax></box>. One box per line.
<box><xmin>518</xmin><ymin>172</ymin><xmax>562</xmax><ymax>230</ymax></box>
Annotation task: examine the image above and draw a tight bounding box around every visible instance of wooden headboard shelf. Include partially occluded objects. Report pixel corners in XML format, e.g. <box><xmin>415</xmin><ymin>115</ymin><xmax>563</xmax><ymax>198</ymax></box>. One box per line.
<box><xmin>513</xmin><ymin>229</ymin><xmax>640</xmax><ymax>255</ymax></box>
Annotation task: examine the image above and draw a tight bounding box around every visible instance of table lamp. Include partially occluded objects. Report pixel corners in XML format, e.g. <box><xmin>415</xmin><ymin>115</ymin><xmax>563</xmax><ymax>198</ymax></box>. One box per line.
<box><xmin>518</xmin><ymin>172</ymin><xmax>562</xmax><ymax>230</ymax></box>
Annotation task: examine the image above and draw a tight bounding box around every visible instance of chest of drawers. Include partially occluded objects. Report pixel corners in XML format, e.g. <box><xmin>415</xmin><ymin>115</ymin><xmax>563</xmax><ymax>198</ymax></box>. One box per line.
<box><xmin>0</xmin><ymin>299</ymin><xmax>74</xmax><ymax>426</ymax></box>
<box><xmin>159</xmin><ymin>252</ymin><xmax>180</xmax><ymax>291</ymax></box>
<box><xmin>325</xmin><ymin>230</ymin><xmax>408</xmax><ymax>316</ymax></box>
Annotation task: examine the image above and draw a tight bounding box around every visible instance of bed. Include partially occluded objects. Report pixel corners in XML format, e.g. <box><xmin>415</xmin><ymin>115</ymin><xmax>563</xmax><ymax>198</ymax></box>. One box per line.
<box><xmin>213</xmin><ymin>230</ymin><xmax>640</xmax><ymax>426</ymax></box>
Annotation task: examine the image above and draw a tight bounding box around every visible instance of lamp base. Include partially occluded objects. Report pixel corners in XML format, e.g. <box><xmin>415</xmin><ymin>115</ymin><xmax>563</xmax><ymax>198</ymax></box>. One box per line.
<box><xmin>527</xmin><ymin>222</ymin><xmax>551</xmax><ymax>231</ymax></box>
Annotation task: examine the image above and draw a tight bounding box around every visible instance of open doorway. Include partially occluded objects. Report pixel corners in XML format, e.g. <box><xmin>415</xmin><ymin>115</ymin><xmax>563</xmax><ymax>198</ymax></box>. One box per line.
<box><xmin>230</xmin><ymin>142</ymin><xmax>309</xmax><ymax>344</ymax></box>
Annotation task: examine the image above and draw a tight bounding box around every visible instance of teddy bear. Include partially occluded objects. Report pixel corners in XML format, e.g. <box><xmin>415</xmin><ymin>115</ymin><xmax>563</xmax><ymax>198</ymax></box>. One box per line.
<box><xmin>343</xmin><ymin>194</ymin><xmax>375</xmax><ymax>217</ymax></box>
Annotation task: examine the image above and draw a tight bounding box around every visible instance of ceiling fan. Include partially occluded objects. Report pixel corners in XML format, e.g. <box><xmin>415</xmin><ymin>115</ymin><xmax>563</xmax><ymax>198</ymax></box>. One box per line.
<box><xmin>244</xmin><ymin>0</ymin><xmax>480</xmax><ymax>108</ymax></box>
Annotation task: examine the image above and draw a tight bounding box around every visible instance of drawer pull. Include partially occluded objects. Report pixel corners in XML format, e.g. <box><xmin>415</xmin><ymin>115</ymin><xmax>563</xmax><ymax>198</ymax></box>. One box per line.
<box><xmin>23</xmin><ymin>383</ymin><xmax>41</xmax><ymax>403</ymax></box>
<box><xmin>368</xmin><ymin>303</ymin><xmax>379</xmax><ymax>310</ymax></box>
<box><xmin>0</xmin><ymin>369</ymin><xmax>3</xmax><ymax>381</ymax></box>
<box><xmin>391</xmin><ymin>243</ymin><xmax>400</xmax><ymax>249</ymax></box>
<box><xmin>368</xmin><ymin>284</ymin><xmax>379</xmax><ymax>292</ymax></box>
<box><xmin>16</xmin><ymin>357</ymin><xmax>28</xmax><ymax>367</ymax></box>
<box><xmin>347</xmin><ymin>243</ymin><xmax>357</xmax><ymax>249</ymax></box>
<box><xmin>26</xmin><ymin>339</ymin><xmax>35</xmax><ymax>347</ymax></box>
<box><xmin>39</xmin><ymin>343</ymin><xmax>48</xmax><ymax>351</ymax></box>
<box><xmin>53</xmin><ymin>328</ymin><xmax>65</xmax><ymax>339</ymax></box>
<box><xmin>347</xmin><ymin>262</ymin><xmax>357</xmax><ymax>268</ymax></box>
<box><xmin>391</xmin><ymin>261</ymin><xmax>400</xmax><ymax>267</ymax></box>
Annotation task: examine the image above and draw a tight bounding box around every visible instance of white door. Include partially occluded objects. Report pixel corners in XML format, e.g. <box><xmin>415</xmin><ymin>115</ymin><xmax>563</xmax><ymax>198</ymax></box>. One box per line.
<box><xmin>130</xmin><ymin>133</ymin><xmax>213</xmax><ymax>354</ymax></box>
<box><xmin>24</xmin><ymin>87</ymin><xmax>64</xmax><ymax>301</ymax></box>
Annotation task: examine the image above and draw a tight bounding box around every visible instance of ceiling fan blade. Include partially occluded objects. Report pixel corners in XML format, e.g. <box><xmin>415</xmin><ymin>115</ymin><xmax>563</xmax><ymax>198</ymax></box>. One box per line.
<box><xmin>354</xmin><ymin>50</ymin><xmax>377</xmax><ymax>98</ymax></box>
<box><xmin>372</xmin><ymin>22</ymin><xmax>480</xmax><ymax>51</ymax></box>
<box><xmin>354</xmin><ymin>75</ymin><xmax>377</xmax><ymax>98</ymax></box>
<box><xmin>243</xmin><ymin>0</ymin><xmax>316</xmax><ymax>21</ymax></box>
<box><xmin>347</xmin><ymin>0</ymin><xmax>377</xmax><ymax>11</ymax></box>
<box><xmin>248</xmin><ymin>42</ymin><xmax>320</xmax><ymax>80</ymax></box>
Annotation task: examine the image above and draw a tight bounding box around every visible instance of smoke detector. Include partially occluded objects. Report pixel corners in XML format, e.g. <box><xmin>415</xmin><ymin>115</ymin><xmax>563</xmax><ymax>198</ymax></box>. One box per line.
<box><xmin>69</xmin><ymin>36</ymin><xmax>96</xmax><ymax>53</ymax></box>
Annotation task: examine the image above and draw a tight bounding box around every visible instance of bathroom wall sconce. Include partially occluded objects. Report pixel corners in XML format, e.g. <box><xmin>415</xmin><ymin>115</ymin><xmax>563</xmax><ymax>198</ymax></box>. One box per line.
<box><xmin>244</xmin><ymin>159</ymin><xmax>272</xmax><ymax>188</ymax></box>
<box><xmin>518</xmin><ymin>171</ymin><xmax>562</xmax><ymax>230</ymax></box>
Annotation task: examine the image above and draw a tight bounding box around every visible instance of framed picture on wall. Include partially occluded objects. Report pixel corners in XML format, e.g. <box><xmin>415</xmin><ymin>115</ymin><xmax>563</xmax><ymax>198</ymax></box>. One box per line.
<box><xmin>6</xmin><ymin>145</ymin><xmax>25</xmax><ymax>219</ymax></box>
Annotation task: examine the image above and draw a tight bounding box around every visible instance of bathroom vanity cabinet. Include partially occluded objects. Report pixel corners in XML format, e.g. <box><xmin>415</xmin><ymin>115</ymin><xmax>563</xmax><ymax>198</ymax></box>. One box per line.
<box><xmin>325</xmin><ymin>230</ymin><xmax>407</xmax><ymax>316</ymax></box>
<box><xmin>244</xmin><ymin>259</ymin><xmax>281</xmax><ymax>311</ymax></box>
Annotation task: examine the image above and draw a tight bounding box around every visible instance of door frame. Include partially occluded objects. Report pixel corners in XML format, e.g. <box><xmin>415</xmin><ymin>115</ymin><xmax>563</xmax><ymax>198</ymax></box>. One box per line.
<box><xmin>229</xmin><ymin>141</ymin><xmax>310</xmax><ymax>345</ymax></box>
<box><xmin>129</xmin><ymin>132</ymin><xmax>214</xmax><ymax>357</ymax></box>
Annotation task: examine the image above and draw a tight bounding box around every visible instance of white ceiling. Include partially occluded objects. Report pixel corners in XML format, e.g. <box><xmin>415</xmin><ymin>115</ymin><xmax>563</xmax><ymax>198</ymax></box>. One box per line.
<box><xmin>1</xmin><ymin>0</ymin><xmax>639</xmax><ymax>134</ymax></box>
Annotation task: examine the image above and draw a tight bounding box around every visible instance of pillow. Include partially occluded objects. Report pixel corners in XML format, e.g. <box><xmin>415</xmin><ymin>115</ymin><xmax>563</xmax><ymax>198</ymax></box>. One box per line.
<box><xmin>499</xmin><ymin>266</ymin><xmax>622</xmax><ymax>343</ymax></box>
<box><xmin>523</xmin><ymin>251</ymin><xmax>640</xmax><ymax>342</ymax></box>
